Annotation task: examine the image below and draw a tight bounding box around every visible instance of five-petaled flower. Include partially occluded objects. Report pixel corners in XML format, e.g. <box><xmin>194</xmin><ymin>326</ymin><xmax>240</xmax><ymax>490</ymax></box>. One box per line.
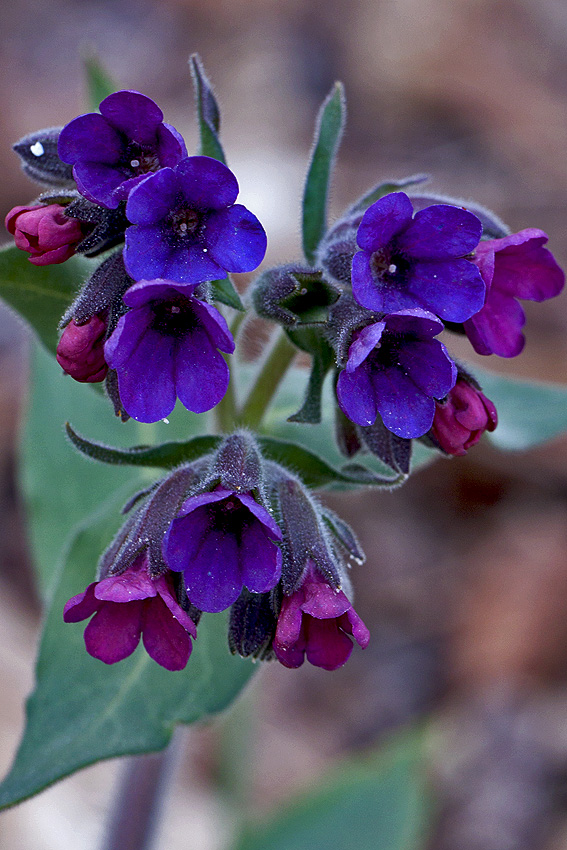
<box><xmin>273</xmin><ymin>562</ymin><xmax>370</xmax><ymax>670</ymax></box>
<box><xmin>336</xmin><ymin>309</ymin><xmax>457</xmax><ymax>439</ymax></box>
<box><xmin>164</xmin><ymin>488</ymin><xmax>282</xmax><ymax>613</ymax></box>
<box><xmin>463</xmin><ymin>229</ymin><xmax>565</xmax><ymax>357</ymax></box>
<box><xmin>431</xmin><ymin>377</ymin><xmax>498</xmax><ymax>456</ymax></box>
<box><xmin>58</xmin><ymin>90</ymin><xmax>187</xmax><ymax>209</ymax></box>
<box><xmin>104</xmin><ymin>279</ymin><xmax>235</xmax><ymax>422</ymax></box>
<box><xmin>351</xmin><ymin>192</ymin><xmax>485</xmax><ymax>323</ymax></box>
<box><xmin>5</xmin><ymin>203</ymin><xmax>88</xmax><ymax>265</ymax></box>
<box><xmin>63</xmin><ymin>554</ymin><xmax>197</xmax><ymax>671</ymax></box>
<box><xmin>123</xmin><ymin>155</ymin><xmax>267</xmax><ymax>284</ymax></box>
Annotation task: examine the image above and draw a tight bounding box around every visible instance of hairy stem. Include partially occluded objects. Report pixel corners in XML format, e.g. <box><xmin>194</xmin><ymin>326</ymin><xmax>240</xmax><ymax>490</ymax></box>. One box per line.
<box><xmin>237</xmin><ymin>329</ymin><xmax>297</xmax><ymax>429</ymax></box>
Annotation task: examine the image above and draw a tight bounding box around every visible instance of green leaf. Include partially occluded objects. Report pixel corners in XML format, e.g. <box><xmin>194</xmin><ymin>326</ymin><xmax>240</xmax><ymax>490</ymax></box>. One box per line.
<box><xmin>189</xmin><ymin>54</ymin><xmax>226</xmax><ymax>164</ymax></box>
<box><xmin>302</xmin><ymin>82</ymin><xmax>346</xmax><ymax>264</ymax></box>
<box><xmin>285</xmin><ymin>330</ymin><xmax>335</xmax><ymax>425</ymax></box>
<box><xmin>82</xmin><ymin>49</ymin><xmax>118</xmax><ymax>110</ymax></box>
<box><xmin>477</xmin><ymin>369</ymin><xmax>567</xmax><ymax>451</ymax></box>
<box><xmin>231</xmin><ymin>733</ymin><xmax>430</xmax><ymax>850</ymax></box>
<box><xmin>347</xmin><ymin>174</ymin><xmax>429</xmax><ymax>216</ymax></box>
<box><xmin>0</xmin><ymin>246</ymin><xmax>94</xmax><ymax>354</ymax></box>
<box><xmin>0</xmin><ymin>507</ymin><xmax>255</xmax><ymax>810</ymax></box>
<box><xmin>21</xmin><ymin>342</ymin><xmax>205</xmax><ymax>601</ymax></box>
<box><xmin>211</xmin><ymin>277</ymin><xmax>245</xmax><ymax>311</ymax></box>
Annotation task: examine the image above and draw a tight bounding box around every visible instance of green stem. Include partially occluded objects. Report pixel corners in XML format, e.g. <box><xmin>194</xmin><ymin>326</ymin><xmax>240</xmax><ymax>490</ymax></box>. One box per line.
<box><xmin>237</xmin><ymin>330</ymin><xmax>297</xmax><ymax>429</ymax></box>
<box><xmin>213</xmin><ymin>311</ymin><xmax>247</xmax><ymax>434</ymax></box>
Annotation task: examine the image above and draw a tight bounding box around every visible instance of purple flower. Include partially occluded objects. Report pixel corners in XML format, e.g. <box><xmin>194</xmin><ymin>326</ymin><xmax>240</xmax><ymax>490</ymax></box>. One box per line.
<box><xmin>57</xmin><ymin>313</ymin><xmax>109</xmax><ymax>383</ymax></box>
<box><xmin>164</xmin><ymin>488</ymin><xmax>282</xmax><ymax>613</ymax></box>
<box><xmin>104</xmin><ymin>279</ymin><xmax>234</xmax><ymax>422</ymax></box>
<box><xmin>431</xmin><ymin>377</ymin><xmax>497</xmax><ymax>456</ymax></box>
<box><xmin>58</xmin><ymin>90</ymin><xmax>187</xmax><ymax>209</ymax></box>
<box><xmin>463</xmin><ymin>229</ymin><xmax>565</xmax><ymax>357</ymax></box>
<box><xmin>273</xmin><ymin>562</ymin><xmax>370</xmax><ymax>670</ymax></box>
<box><xmin>336</xmin><ymin>309</ymin><xmax>457</xmax><ymax>439</ymax></box>
<box><xmin>123</xmin><ymin>156</ymin><xmax>267</xmax><ymax>284</ymax></box>
<box><xmin>5</xmin><ymin>203</ymin><xmax>88</xmax><ymax>265</ymax></box>
<box><xmin>351</xmin><ymin>192</ymin><xmax>485</xmax><ymax>323</ymax></box>
<box><xmin>63</xmin><ymin>554</ymin><xmax>197</xmax><ymax>671</ymax></box>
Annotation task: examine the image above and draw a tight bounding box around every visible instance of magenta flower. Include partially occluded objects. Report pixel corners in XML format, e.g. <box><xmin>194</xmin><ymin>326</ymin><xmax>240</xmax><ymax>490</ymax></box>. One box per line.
<box><xmin>351</xmin><ymin>192</ymin><xmax>485</xmax><ymax>323</ymax></box>
<box><xmin>336</xmin><ymin>309</ymin><xmax>457</xmax><ymax>439</ymax></box>
<box><xmin>58</xmin><ymin>90</ymin><xmax>187</xmax><ymax>209</ymax></box>
<box><xmin>273</xmin><ymin>563</ymin><xmax>370</xmax><ymax>670</ymax></box>
<box><xmin>56</xmin><ymin>314</ymin><xmax>109</xmax><ymax>383</ymax></box>
<box><xmin>63</xmin><ymin>555</ymin><xmax>197</xmax><ymax>671</ymax></box>
<box><xmin>123</xmin><ymin>156</ymin><xmax>267</xmax><ymax>285</ymax></box>
<box><xmin>431</xmin><ymin>377</ymin><xmax>497</xmax><ymax>456</ymax></box>
<box><xmin>5</xmin><ymin>203</ymin><xmax>87</xmax><ymax>265</ymax></box>
<box><xmin>104</xmin><ymin>279</ymin><xmax>234</xmax><ymax>422</ymax></box>
<box><xmin>463</xmin><ymin>229</ymin><xmax>565</xmax><ymax>357</ymax></box>
<box><xmin>164</xmin><ymin>488</ymin><xmax>282</xmax><ymax>613</ymax></box>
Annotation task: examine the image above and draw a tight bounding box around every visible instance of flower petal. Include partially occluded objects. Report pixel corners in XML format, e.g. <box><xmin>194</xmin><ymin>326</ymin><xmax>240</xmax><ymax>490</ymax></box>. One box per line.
<box><xmin>99</xmin><ymin>91</ymin><xmax>163</xmax><ymax>145</ymax></box>
<box><xmin>183</xmin><ymin>527</ymin><xmax>241</xmax><ymax>613</ymax></box>
<box><xmin>176</xmin><ymin>156</ymin><xmax>239</xmax><ymax>210</ymax></box>
<box><xmin>114</xmin><ymin>327</ymin><xmax>178</xmax><ymax>422</ymax></box>
<box><xmin>126</xmin><ymin>169</ymin><xmax>180</xmax><ymax>224</ymax></box>
<box><xmin>204</xmin><ymin>205</ymin><xmax>267</xmax><ymax>273</ymax></box>
<box><xmin>336</xmin><ymin>366</ymin><xmax>378</xmax><ymax>427</ymax></box>
<box><xmin>124</xmin><ymin>224</ymin><xmax>178</xmax><ymax>281</ymax></box>
<box><xmin>58</xmin><ymin>113</ymin><xmax>122</xmax><ymax>164</ymax></box>
<box><xmin>396</xmin><ymin>204</ymin><xmax>482</xmax><ymax>259</ymax></box>
<box><xmin>238</xmin><ymin>519</ymin><xmax>282</xmax><ymax>594</ymax></box>
<box><xmin>397</xmin><ymin>338</ymin><xmax>457</xmax><ymax>398</ymax></box>
<box><xmin>63</xmin><ymin>583</ymin><xmax>100</xmax><ymax>622</ymax></box>
<box><xmin>371</xmin><ymin>367</ymin><xmax>437</xmax><ymax>438</ymax></box>
<box><xmin>84</xmin><ymin>600</ymin><xmax>144</xmax><ymax>664</ymax></box>
<box><xmin>406</xmin><ymin>259</ymin><xmax>485</xmax><ymax>322</ymax></box>
<box><xmin>141</xmin><ymin>596</ymin><xmax>192</xmax><ymax>671</ymax></box>
<box><xmin>304</xmin><ymin>617</ymin><xmax>353</xmax><ymax>670</ymax></box>
<box><xmin>490</xmin><ymin>230</ymin><xmax>565</xmax><ymax>301</ymax></box>
<box><xmin>356</xmin><ymin>192</ymin><xmax>414</xmax><ymax>252</ymax></box>
<box><xmin>174</xmin><ymin>327</ymin><xmax>229</xmax><ymax>413</ymax></box>
<box><xmin>464</xmin><ymin>289</ymin><xmax>526</xmax><ymax>357</ymax></box>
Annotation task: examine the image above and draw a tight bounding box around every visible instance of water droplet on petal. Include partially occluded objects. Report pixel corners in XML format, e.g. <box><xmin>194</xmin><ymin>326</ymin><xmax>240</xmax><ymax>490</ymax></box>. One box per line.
<box><xmin>30</xmin><ymin>142</ymin><xmax>44</xmax><ymax>157</ymax></box>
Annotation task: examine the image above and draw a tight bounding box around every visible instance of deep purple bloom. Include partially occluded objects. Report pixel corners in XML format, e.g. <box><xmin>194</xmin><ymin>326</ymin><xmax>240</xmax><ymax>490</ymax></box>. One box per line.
<box><xmin>273</xmin><ymin>562</ymin><xmax>370</xmax><ymax>671</ymax></box>
<box><xmin>123</xmin><ymin>156</ymin><xmax>267</xmax><ymax>284</ymax></box>
<box><xmin>63</xmin><ymin>554</ymin><xmax>197</xmax><ymax>671</ymax></box>
<box><xmin>164</xmin><ymin>488</ymin><xmax>282</xmax><ymax>613</ymax></box>
<box><xmin>57</xmin><ymin>313</ymin><xmax>109</xmax><ymax>383</ymax></box>
<box><xmin>351</xmin><ymin>192</ymin><xmax>485</xmax><ymax>323</ymax></box>
<box><xmin>5</xmin><ymin>203</ymin><xmax>88</xmax><ymax>265</ymax></box>
<box><xmin>58</xmin><ymin>90</ymin><xmax>187</xmax><ymax>209</ymax></box>
<box><xmin>336</xmin><ymin>309</ymin><xmax>457</xmax><ymax>439</ymax></box>
<box><xmin>431</xmin><ymin>377</ymin><xmax>497</xmax><ymax>456</ymax></box>
<box><xmin>104</xmin><ymin>279</ymin><xmax>234</xmax><ymax>422</ymax></box>
<box><xmin>463</xmin><ymin>229</ymin><xmax>565</xmax><ymax>357</ymax></box>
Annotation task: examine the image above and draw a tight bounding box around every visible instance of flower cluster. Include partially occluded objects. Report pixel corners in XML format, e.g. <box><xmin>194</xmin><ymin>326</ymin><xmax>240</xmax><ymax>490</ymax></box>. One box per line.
<box><xmin>64</xmin><ymin>434</ymin><xmax>368</xmax><ymax>673</ymax></box>
<box><xmin>7</xmin><ymin>90</ymin><xmax>267</xmax><ymax>422</ymax></box>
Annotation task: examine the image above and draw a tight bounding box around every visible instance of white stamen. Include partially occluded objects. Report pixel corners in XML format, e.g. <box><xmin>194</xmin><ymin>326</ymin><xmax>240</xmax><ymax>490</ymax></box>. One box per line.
<box><xmin>171</xmin><ymin>305</ymin><xmax>181</xmax><ymax>314</ymax></box>
<box><xmin>30</xmin><ymin>142</ymin><xmax>44</xmax><ymax>157</ymax></box>
<box><xmin>388</xmin><ymin>263</ymin><xmax>397</xmax><ymax>274</ymax></box>
<box><xmin>178</xmin><ymin>222</ymin><xmax>188</xmax><ymax>233</ymax></box>
<box><xmin>130</xmin><ymin>158</ymin><xmax>140</xmax><ymax>168</ymax></box>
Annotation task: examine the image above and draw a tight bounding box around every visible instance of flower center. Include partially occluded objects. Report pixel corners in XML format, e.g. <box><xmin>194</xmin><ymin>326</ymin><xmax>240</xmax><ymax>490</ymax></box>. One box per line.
<box><xmin>122</xmin><ymin>143</ymin><xmax>160</xmax><ymax>176</ymax></box>
<box><xmin>370</xmin><ymin>248</ymin><xmax>408</xmax><ymax>283</ymax></box>
<box><xmin>151</xmin><ymin>295</ymin><xmax>198</xmax><ymax>337</ymax></box>
<box><xmin>169</xmin><ymin>207</ymin><xmax>201</xmax><ymax>238</ymax></box>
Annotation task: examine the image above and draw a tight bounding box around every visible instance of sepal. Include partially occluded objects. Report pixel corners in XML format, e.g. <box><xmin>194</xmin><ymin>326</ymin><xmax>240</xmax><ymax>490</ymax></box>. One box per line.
<box><xmin>64</xmin><ymin>197</ymin><xmax>129</xmax><ymax>257</ymax></box>
<box><xmin>228</xmin><ymin>588</ymin><xmax>278</xmax><ymax>660</ymax></box>
<box><xmin>13</xmin><ymin>127</ymin><xmax>74</xmax><ymax>187</ymax></box>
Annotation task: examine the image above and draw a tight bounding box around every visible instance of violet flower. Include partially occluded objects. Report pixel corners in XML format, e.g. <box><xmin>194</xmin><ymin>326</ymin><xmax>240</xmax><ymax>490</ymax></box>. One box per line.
<box><xmin>104</xmin><ymin>279</ymin><xmax>234</xmax><ymax>422</ymax></box>
<box><xmin>351</xmin><ymin>192</ymin><xmax>485</xmax><ymax>323</ymax></box>
<box><xmin>58</xmin><ymin>90</ymin><xmax>187</xmax><ymax>209</ymax></box>
<box><xmin>164</xmin><ymin>488</ymin><xmax>282</xmax><ymax>613</ymax></box>
<box><xmin>273</xmin><ymin>562</ymin><xmax>370</xmax><ymax>671</ymax></box>
<box><xmin>463</xmin><ymin>229</ymin><xmax>565</xmax><ymax>357</ymax></box>
<box><xmin>123</xmin><ymin>156</ymin><xmax>267</xmax><ymax>284</ymax></box>
<box><xmin>336</xmin><ymin>309</ymin><xmax>457</xmax><ymax>439</ymax></box>
<box><xmin>63</xmin><ymin>554</ymin><xmax>197</xmax><ymax>671</ymax></box>
<box><xmin>57</xmin><ymin>313</ymin><xmax>109</xmax><ymax>383</ymax></box>
<box><xmin>431</xmin><ymin>377</ymin><xmax>497</xmax><ymax>456</ymax></box>
<box><xmin>5</xmin><ymin>203</ymin><xmax>88</xmax><ymax>265</ymax></box>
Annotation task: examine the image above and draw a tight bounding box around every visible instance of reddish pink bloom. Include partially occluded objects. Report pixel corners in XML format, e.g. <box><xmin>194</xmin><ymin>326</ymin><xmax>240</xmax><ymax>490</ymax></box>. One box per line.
<box><xmin>273</xmin><ymin>563</ymin><xmax>369</xmax><ymax>671</ymax></box>
<box><xmin>431</xmin><ymin>378</ymin><xmax>497</xmax><ymax>456</ymax></box>
<box><xmin>63</xmin><ymin>555</ymin><xmax>197</xmax><ymax>671</ymax></box>
<box><xmin>56</xmin><ymin>314</ymin><xmax>109</xmax><ymax>383</ymax></box>
<box><xmin>5</xmin><ymin>203</ymin><xmax>87</xmax><ymax>265</ymax></box>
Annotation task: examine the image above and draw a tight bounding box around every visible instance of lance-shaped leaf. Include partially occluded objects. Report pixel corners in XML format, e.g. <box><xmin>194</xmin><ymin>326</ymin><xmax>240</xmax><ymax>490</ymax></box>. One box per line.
<box><xmin>190</xmin><ymin>54</ymin><xmax>226</xmax><ymax>164</ymax></box>
<box><xmin>0</xmin><ymin>246</ymin><xmax>93</xmax><ymax>353</ymax></box>
<box><xmin>0</xmin><ymin>509</ymin><xmax>255</xmax><ymax>810</ymax></box>
<box><xmin>65</xmin><ymin>424</ymin><xmax>405</xmax><ymax>489</ymax></box>
<box><xmin>82</xmin><ymin>49</ymin><xmax>118</xmax><ymax>111</ymax></box>
<box><xmin>211</xmin><ymin>277</ymin><xmax>245</xmax><ymax>312</ymax></box>
<box><xmin>12</xmin><ymin>127</ymin><xmax>74</xmax><ymax>188</ymax></box>
<box><xmin>302</xmin><ymin>82</ymin><xmax>346</xmax><ymax>264</ymax></box>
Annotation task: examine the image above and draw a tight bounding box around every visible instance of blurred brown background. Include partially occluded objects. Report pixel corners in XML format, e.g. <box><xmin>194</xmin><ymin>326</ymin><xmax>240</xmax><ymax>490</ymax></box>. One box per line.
<box><xmin>1</xmin><ymin>1</ymin><xmax>567</xmax><ymax>848</ymax></box>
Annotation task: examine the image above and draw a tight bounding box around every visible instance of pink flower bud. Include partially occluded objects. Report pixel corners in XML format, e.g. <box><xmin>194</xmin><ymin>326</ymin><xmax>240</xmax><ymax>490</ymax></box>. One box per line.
<box><xmin>431</xmin><ymin>378</ymin><xmax>497</xmax><ymax>456</ymax></box>
<box><xmin>5</xmin><ymin>203</ymin><xmax>86</xmax><ymax>266</ymax></box>
<box><xmin>56</xmin><ymin>314</ymin><xmax>109</xmax><ymax>383</ymax></box>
